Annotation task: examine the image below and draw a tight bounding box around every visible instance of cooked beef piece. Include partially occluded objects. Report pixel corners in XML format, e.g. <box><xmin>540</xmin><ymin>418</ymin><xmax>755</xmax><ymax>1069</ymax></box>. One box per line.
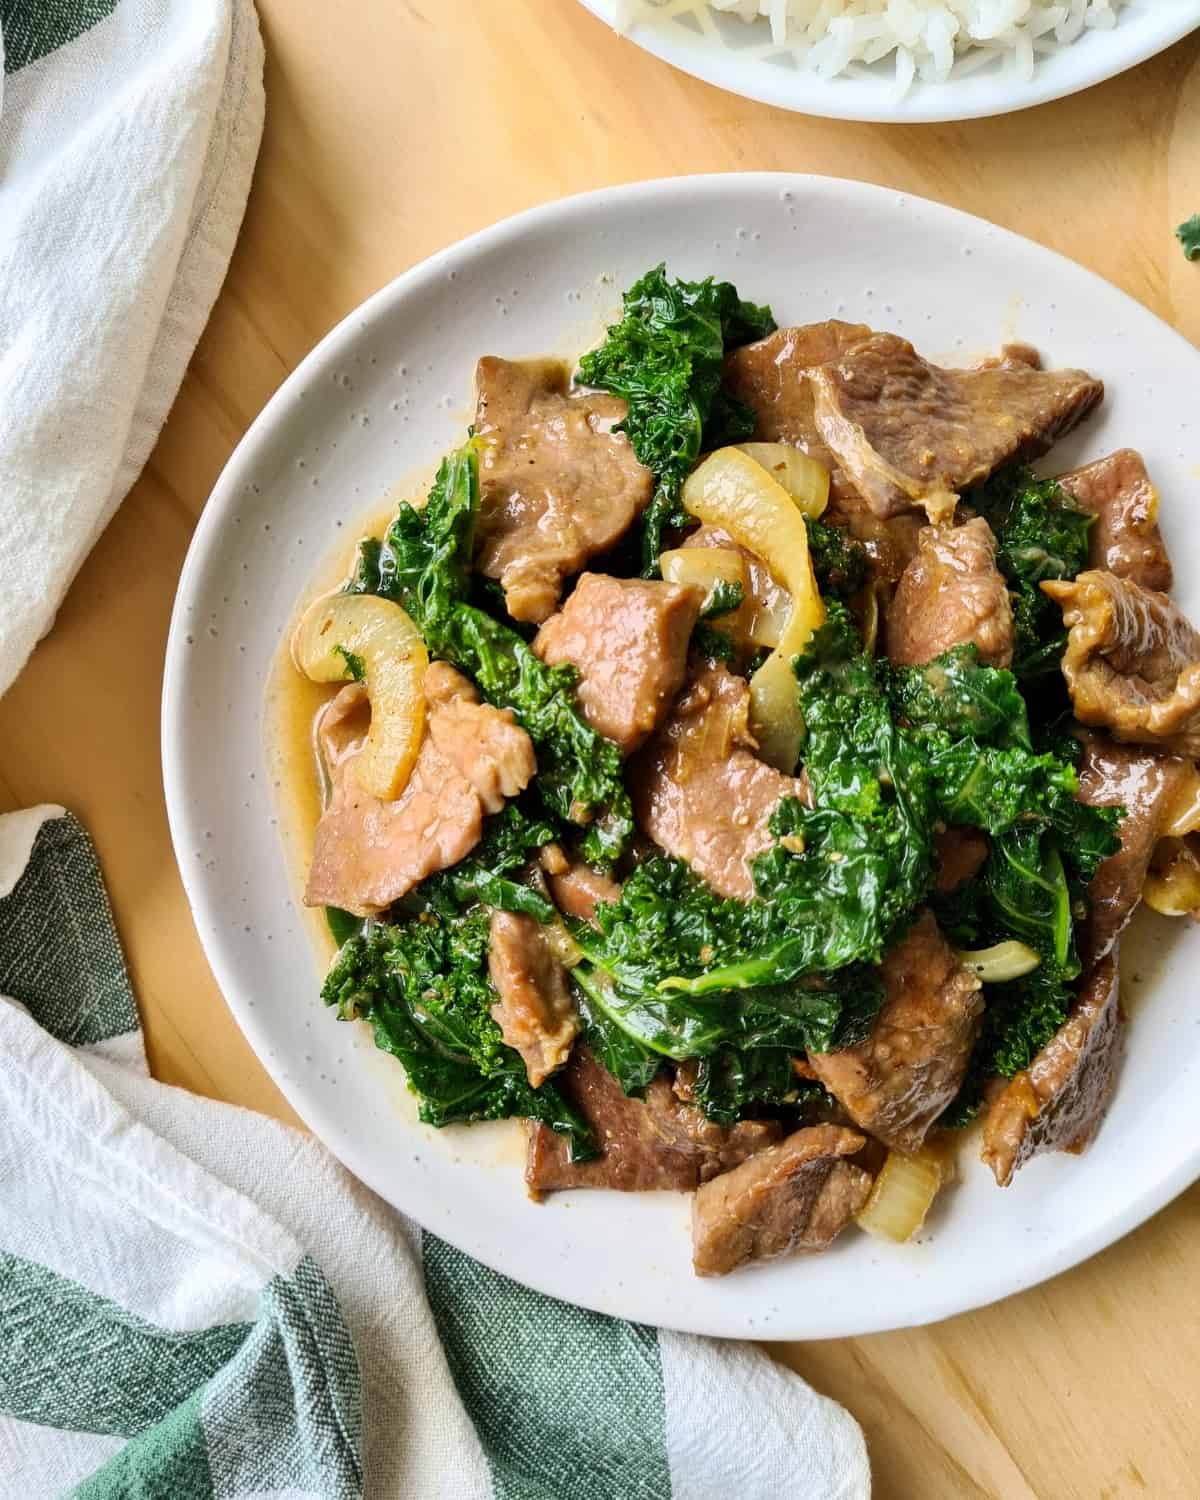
<box><xmin>630</xmin><ymin>666</ymin><xmax>807</xmax><ymax>900</ymax></box>
<box><xmin>305</xmin><ymin>671</ymin><xmax>536</xmax><ymax>916</ymax></box>
<box><xmin>723</xmin><ymin>321</ymin><xmax>925</xmax><ymax>584</ymax></box>
<box><xmin>933</xmin><ymin>826</ymin><xmax>989</xmax><ymax>894</ymax></box>
<box><xmin>691</xmin><ymin>1125</ymin><xmax>872</xmax><ymax>1277</ymax></box>
<box><xmin>487</xmin><ymin>910</ymin><xmax>579</xmax><ymax>1088</ymax></box>
<box><xmin>533</xmin><ymin>573</ymin><xmax>702</xmax><ymax>756</ymax></box>
<box><xmin>982</xmin><ymin>956</ymin><xmax>1123</xmax><ymax>1187</ymax></box>
<box><xmin>547</xmin><ymin>861</ymin><xmax>621</xmax><ymax>924</ymax></box>
<box><xmin>722</xmin><ymin>320</ymin><xmax>874</xmax><ymax>481</ymax></box>
<box><xmin>1043</xmin><ymin>570</ymin><xmax>1200</xmax><ymax>757</ymax></box>
<box><xmin>423</xmin><ymin>662</ymin><xmax>537</xmax><ymax>814</ymax></box>
<box><xmin>1056</xmin><ymin>449</ymin><xmax>1173</xmax><ymax>593</ymax></box>
<box><xmin>886</xmin><ymin>518</ymin><xmax>1014</xmax><ymax>668</ymax></box>
<box><xmin>808</xmin><ymin>333</ymin><xmax>1103</xmax><ymax>519</ymax></box>
<box><xmin>1075</xmin><ymin>734</ymin><xmax>1195</xmax><ymax>964</ymax></box>
<box><xmin>808</xmin><ymin>912</ymin><xmax>984</xmax><ymax>1153</ymax></box>
<box><xmin>526</xmin><ymin>1048</ymin><xmax>781</xmax><ymax>1195</ymax></box>
<box><xmin>473</xmin><ymin>357</ymin><xmax>653</xmax><ymax>623</ymax></box>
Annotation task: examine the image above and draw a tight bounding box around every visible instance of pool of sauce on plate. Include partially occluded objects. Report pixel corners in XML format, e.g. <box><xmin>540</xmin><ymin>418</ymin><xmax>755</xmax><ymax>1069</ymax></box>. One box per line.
<box><xmin>262</xmin><ymin>467</ymin><xmax>526</xmax><ymax>1168</ymax></box>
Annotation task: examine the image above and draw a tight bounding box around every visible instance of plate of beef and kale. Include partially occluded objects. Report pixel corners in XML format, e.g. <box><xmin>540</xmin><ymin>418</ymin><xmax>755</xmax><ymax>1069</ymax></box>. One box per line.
<box><xmin>163</xmin><ymin>175</ymin><xmax>1200</xmax><ymax>1338</ymax></box>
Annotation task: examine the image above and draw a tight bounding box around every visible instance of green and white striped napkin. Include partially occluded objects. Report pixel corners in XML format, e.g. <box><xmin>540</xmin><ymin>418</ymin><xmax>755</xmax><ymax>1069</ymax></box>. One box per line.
<box><xmin>0</xmin><ymin>813</ymin><xmax>871</xmax><ymax>1496</ymax></box>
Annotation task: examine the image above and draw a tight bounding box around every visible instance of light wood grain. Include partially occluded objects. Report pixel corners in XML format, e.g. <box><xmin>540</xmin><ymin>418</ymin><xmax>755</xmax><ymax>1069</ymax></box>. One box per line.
<box><xmin>2</xmin><ymin>3</ymin><xmax>1199</xmax><ymax>1494</ymax></box>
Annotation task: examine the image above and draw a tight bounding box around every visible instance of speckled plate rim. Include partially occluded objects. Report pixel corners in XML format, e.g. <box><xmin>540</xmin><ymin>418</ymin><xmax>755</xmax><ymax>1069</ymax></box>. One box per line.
<box><xmin>576</xmin><ymin>0</ymin><xmax>1200</xmax><ymax>124</ymax></box>
<box><xmin>163</xmin><ymin>174</ymin><xmax>1200</xmax><ymax>1339</ymax></box>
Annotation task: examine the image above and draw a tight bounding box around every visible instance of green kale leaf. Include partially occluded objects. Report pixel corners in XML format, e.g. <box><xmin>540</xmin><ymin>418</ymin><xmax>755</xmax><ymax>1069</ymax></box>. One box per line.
<box><xmin>1177</xmin><ymin>213</ymin><xmax>1200</xmax><ymax>261</ymax></box>
<box><xmin>577</xmin><ymin>264</ymin><xmax>776</xmax><ymax>572</ymax></box>
<box><xmin>886</xmin><ymin>644</ymin><xmax>1031</xmax><ymax>749</ymax></box>
<box><xmin>970</xmin><ymin>465</ymin><xmax>1093</xmax><ymax>678</ymax></box>
<box><xmin>323</xmin><ymin>919</ymin><xmax>593</xmax><ymax>1157</ymax></box>
<box><xmin>805</xmin><ymin>515</ymin><xmax>867</xmax><ymax>599</ymax></box>
<box><xmin>688</xmin><ymin>1046</ymin><xmax>801</xmax><ymax>1127</ymax></box>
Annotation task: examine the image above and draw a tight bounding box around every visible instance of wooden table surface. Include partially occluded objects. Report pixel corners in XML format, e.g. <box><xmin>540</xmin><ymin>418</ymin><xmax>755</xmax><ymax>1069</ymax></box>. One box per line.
<box><xmin>3</xmin><ymin>3</ymin><xmax>1199</xmax><ymax>1495</ymax></box>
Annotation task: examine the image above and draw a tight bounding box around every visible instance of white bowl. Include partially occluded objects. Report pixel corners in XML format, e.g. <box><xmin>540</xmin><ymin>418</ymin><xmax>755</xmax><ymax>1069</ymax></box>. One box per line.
<box><xmin>577</xmin><ymin>0</ymin><xmax>1200</xmax><ymax>123</ymax></box>
<box><xmin>164</xmin><ymin>174</ymin><xmax>1200</xmax><ymax>1338</ymax></box>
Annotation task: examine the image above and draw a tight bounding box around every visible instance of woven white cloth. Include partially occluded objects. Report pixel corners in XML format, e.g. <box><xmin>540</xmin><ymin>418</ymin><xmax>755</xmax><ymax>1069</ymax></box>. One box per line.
<box><xmin>0</xmin><ymin>0</ymin><xmax>264</xmax><ymax>695</ymax></box>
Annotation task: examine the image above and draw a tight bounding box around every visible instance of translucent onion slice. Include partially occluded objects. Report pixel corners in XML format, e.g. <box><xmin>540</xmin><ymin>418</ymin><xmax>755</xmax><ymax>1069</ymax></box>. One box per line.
<box><xmin>1143</xmin><ymin>836</ymin><xmax>1200</xmax><ymax>917</ymax></box>
<box><xmin>659</xmin><ymin>546</ymin><xmax>748</xmax><ymax>618</ymax></box>
<box><xmin>736</xmin><ymin>442</ymin><xmax>831</xmax><ymax>518</ymax></box>
<box><xmin>855</xmin><ymin>1146</ymin><xmax>947</xmax><ymax>1244</ymax></box>
<box><xmin>953</xmin><ymin>939</ymin><xmax>1041</xmax><ymax>983</ymax></box>
<box><xmin>293</xmin><ymin>592</ymin><xmax>428</xmax><ymax>800</ymax></box>
<box><xmin>681</xmin><ymin>447</ymin><xmax>825</xmax><ymax>772</ymax></box>
<box><xmin>1162</xmin><ymin>766</ymin><xmax>1200</xmax><ymax>837</ymax></box>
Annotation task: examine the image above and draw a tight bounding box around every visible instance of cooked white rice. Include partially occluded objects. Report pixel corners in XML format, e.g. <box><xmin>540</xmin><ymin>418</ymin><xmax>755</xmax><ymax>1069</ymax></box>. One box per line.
<box><xmin>613</xmin><ymin>0</ymin><xmax>1131</xmax><ymax>88</ymax></box>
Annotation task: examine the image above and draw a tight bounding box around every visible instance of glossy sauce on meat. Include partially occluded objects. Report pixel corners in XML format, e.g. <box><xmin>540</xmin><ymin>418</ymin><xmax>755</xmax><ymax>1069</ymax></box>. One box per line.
<box><xmin>526</xmin><ymin>1048</ymin><xmax>781</xmax><ymax>1196</ymax></box>
<box><xmin>886</xmin><ymin>518</ymin><xmax>1013</xmax><ymax>668</ymax></box>
<box><xmin>533</xmin><ymin>573</ymin><xmax>701</xmax><ymax>756</ymax></box>
<box><xmin>305</xmin><ymin>668</ymin><xmax>535</xmax><ymax>916</ymax></box>
<box><xmin>474</xmin><ymin>357</ymin><xmax>653</xmax><ymax>623</ymax></box>
<box><xmin>1057</xmin><ymin>449</ymin><xmax>1172</xmax><ymax>593</ymax></box>
<box><xmin>808</xmin><ymin>333</ymin><xmax>1103</xmax><ymax>519</ymax></box>
<box><xmin>631</xmin><ymin>665</ymin><xmax>807</xmax><ymax>900</ymax></box>
<box><xmin>691</xmin><ymin>1125</ymin><xmax>872</xmax><ymax>1277</ymax></box>
<box><xmin>807</xmin><ymin>912</ymin><xmax>983</xmax><ymax>1153</ymax></box>
<box><xmin>1045</xmin><ymin>570</ymin><xmax>1200</xmax><ymax>757</ymax></box>
<box><xmin>982</xmin><ymin>957</ymin><xmax>1123</xmax><ymax>1187</ymax></box>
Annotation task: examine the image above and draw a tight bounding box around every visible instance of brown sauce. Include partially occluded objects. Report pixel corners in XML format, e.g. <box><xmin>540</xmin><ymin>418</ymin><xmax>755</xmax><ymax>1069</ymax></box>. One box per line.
<box><xmin>263</xmin><ymin>470</ymin><xmax>437</xmax><ymax>965</ymax></box>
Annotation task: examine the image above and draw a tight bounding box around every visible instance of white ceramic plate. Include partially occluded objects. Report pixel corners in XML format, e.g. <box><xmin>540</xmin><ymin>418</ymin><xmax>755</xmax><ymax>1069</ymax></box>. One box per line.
<box><xmin>577</xmin><ymin>1</ymin><xmax>1200</xmax><ymax>123</ymax></box>
<box><xmin>164</xmin><ymin>174</ymin><xmax>1200</xmax><ymax>1339</ymax></box>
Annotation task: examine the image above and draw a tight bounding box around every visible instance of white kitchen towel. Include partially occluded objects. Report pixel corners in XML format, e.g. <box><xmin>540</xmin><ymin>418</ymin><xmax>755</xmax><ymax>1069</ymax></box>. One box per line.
<box><xmin>0</xmin><ymin>0</ymin><xmax>264</xmax><ymax>696</ymax></box>
<box><xmin>0</xmin><ymin>806</ymin><xmax>871</xmax><ymax>1497</ymax></box>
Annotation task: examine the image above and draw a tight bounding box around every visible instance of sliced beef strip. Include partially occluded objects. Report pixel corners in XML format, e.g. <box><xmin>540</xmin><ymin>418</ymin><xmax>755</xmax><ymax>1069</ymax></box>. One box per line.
<box><xmin>630</xmin><ymin>665</ymin><xmax>808</xmax><ymax>900</ymax></box>
<box><xmin>982</xmin><ymin>956</ymin><xmax>1123</xmax><ymax>1187</ymax></box>
<box><xmin>423</xmin><ymin>661</ymin><xmax>537</xmax><ymax>814</ymax></box>
<box><xmin>547</xmin><ymin>861</ymin><xmax>621</xmax><ymax>924</ymax></box>
<box><xmin>1056</xmin><ymin>449</ymin><xmax>1173</xmax><ymax>593</ymax></box>
<box><xmin>1043</xmin><ymin>570</ymin><xmax>1200</xmax><ymax>757</ymax></box>
<box><xmin>1075</xmin><ymin>733</ymin><xmax>1195</xmax><ymax>964</ymax></box>
<box><xmin>886</xmin><ymin>517</ymin><xmax>1014</xmax><ymax>669</ymax></box>
<box><xmin>724</xmin><ymin>321</ymin><xmax>924</xmax><ymax>584</ymax></box>
<box><xmin>691</xmin><ymin>1124</ymin><xmax>872</xmax><ymax>1277</ymax></box>
<box><xmin>526</xmin><ymin>1048</ymin><xmax>781</xmax><ymax>1195</ymax></box>
<box><xmin>722</xmin><ymin>320</ymin><xmax>874</xmax><ymax>481</ymax></box>
<box><xmin>933</xmin><ymin>826</ymin><xmax>989</xmax><ymax>894</ymax></box>
<box><xmin>809</xmin><ymin>333</ymin><xmax>1103</xmax><ymax>519</ymax></box>
<box><xmin>533</xmin><ymin>573</ymin><xmax>702</xmax><ymax>756</ymax></box>
<box><xmin>473</xmin><ymin>357</ymin><xmax>653</xmax><ymax>624</ymax></box>
<box><xmin>487</xmin><ymin>910</ymin><xmax>579</xmax><ymax>1088</ymax></box>
<box><xmin>807</xmin><ymin>912</ymin><xmax>984</xmax><ymax>1154</ymax></box>
<box><xmin>305</xmin><ymin>669</ymin><xmax>536</xmax><ymax>916</ymax></box>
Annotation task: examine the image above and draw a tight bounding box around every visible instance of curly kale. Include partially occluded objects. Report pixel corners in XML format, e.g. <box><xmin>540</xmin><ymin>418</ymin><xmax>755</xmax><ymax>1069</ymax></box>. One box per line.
<box><xmin>804</xmin><ymin>516</ymin><xmax>867</xmax><ymax>599</ymax></box>
<box><xmin>688</xmin><ymin>1047</ymin><xmax>807</xmax><ymax>1127</ymax></box>
<box><xmin>1177</xmin><ymin>213</ymin><xmax>1200</xmax><ymax>262</ymax></box>
<box><xmin>323</xmin><ymin>808</ymin><xmax>593</xmax><ymax>1157</ymax></box>
<box><xmin>577</xmin><ymin>264</ymin><xmax>775</xmax><ymax>571</ymax></box>
<box><xmin>886</xmin><ymin>644</ymin><xmax>1031</xmax><ymax>750</ymax></box>
<box><xmin>323</xmin><ymin>916</ymin><xmax>593</xmax><ymax>1157</ymax></box>
<box><xmin>970</xmin><ymin>465</ymin><xmax>1093</xmax><ymax>678</ymax></box>
<box><xmin>366</xmin><ymin>443</ymin><xmax>632</xmax><ymax>864</ymax></box>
